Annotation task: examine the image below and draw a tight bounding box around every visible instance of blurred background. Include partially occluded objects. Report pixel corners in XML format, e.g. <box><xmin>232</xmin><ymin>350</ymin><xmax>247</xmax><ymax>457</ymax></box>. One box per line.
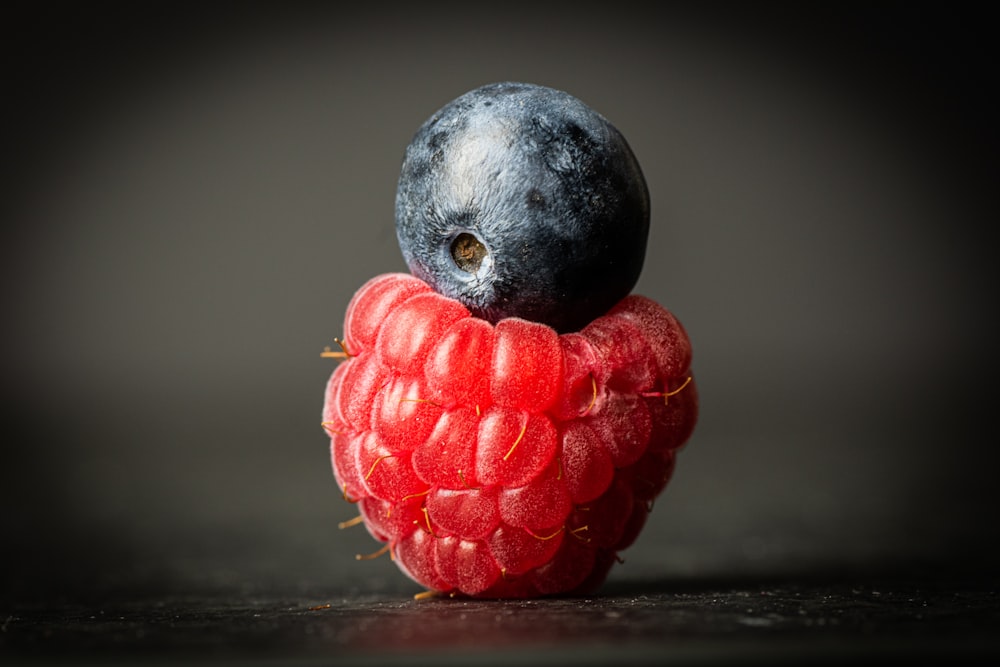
<box><xmin>3</xmin><ymin>2</ymin><xmax>996</xmax><ymax>604</ymax></box>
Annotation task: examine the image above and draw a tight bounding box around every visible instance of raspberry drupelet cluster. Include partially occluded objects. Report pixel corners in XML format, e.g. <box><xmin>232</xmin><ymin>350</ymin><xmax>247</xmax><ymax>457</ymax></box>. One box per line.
<box><xmin>322</xmin><ymin>272</ymin><xmax>698</xmax><ymax>598</ymax></box>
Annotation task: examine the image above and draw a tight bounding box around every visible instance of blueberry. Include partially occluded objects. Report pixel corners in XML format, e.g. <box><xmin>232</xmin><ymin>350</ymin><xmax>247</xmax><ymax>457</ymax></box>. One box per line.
<box><xmin>395</xmin><ymin>82</ymin><xmax>649</xmax><ymax>333</ymax></box>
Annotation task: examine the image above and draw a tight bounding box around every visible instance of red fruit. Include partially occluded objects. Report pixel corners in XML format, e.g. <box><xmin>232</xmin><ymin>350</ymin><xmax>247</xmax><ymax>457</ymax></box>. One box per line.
<box><xmin>425</xmin><ymin>486</ymin><xmax>501</xmax><ymax>540</ymax></box>
<box><xmin>322</xmin><ymin>273</ymin><xmax>697</xmax><ymax>598</ymax></box>
<box><xmin>488</xmin><ymin>521</ymin><xmax>564</xmax><ymax>576</ymax></box>
<box><xmin>377</xmin><ymin>292</ymin><xmax>469</xmax><ymax>374</ymax></box>
<box><xmin>491</xmin><ymin>318</ymin><xmax>562</xmax><ymax>412</ymax></box>
<box><xmin>425</xmin><ymin>317</ymin><xmax>494</xmax><ymax>409</ymax></box>
<box><xmin>344</xmin><ymin>273</ymin><xmax>430</xmax><ymax>353</ymax></box>
<box><xmin>497</xmin><ymin>459</ymin><xmax>572</xmax><ymax>532</ymax></box>
<box><xmin>434</xmin><ymin>536</ymin><xmax>502</xmax><ymax>595</ymax></box>
<box><xmin>411</xmin><ymin>406</ymin><xmax>480</xmax><ymax>489</ymax></box>
<box><xmin>475</xmin><ymin>408</ymin><xmax>557</xmax><ymax>488</ymax></box>
<box><xmin>559</xmin><ymin>421</ymin><xmax>615</xmax><ymax>504</ymax></box>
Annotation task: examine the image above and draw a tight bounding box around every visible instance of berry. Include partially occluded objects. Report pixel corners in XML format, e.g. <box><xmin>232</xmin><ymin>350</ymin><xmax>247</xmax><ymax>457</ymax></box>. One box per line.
<box><xmin>323</xmin><ymin>82</ymin><xmax>696</xmax><ymax>597</ymax></box>
<box><xmin>322</xmin><ymin>273</ymin><xmax>697</xmax><ymax>598</ymax></box>
<box><xmin>395</xmin><ymin>82</ymin><xmax>649</xmax><ymax>333</ymax></box>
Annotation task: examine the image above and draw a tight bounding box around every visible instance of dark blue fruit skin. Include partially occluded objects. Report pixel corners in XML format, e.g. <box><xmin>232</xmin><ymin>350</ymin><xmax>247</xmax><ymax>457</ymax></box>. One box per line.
<box><xmin>395</xmin><ymin>82</ymin><xmax>649</xmax><ymax>333</ymax></box>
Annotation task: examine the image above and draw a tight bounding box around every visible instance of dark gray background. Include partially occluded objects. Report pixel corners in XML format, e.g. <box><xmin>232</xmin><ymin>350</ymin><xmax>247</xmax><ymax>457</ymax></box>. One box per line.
<box><xmin>3</xmin><ymin>0</ymin><xmax>996</xmax><ymax>618</ymax></box>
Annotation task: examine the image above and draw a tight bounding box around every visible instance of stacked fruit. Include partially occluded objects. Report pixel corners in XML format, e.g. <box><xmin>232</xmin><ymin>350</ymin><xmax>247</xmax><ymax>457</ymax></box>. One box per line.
<box><xmin>322</xmin><ymin>82</ymin><xmax>697</xmax><ymax>598</ymax></box>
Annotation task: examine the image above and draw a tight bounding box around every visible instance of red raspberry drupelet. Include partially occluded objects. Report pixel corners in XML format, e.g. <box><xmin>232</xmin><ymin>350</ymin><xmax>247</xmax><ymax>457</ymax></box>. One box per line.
<box><xmin>322</xmin><ymin>273</ymin><xmax>697</xmax><ymax>598</ymax></box>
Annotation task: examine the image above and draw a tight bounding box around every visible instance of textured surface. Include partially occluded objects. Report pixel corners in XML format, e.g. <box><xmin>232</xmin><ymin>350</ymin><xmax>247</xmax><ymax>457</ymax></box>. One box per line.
<box><xmin>323</xmin><ymin>273</ymin><xmax>696</xmax><ymax>597</ymax></box>
<box><xmin>4</xmin><ymin>567</ymin><xmax>998</xmax><ymax>665</ymax></box>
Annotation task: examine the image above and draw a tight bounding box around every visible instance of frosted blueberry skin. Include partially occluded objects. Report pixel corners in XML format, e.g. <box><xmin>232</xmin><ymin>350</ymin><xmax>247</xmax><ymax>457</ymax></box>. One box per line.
<box><xmin>395</xmin><ymin>82</ymin><xmax>649</xmax><ymax>333</ymax></box>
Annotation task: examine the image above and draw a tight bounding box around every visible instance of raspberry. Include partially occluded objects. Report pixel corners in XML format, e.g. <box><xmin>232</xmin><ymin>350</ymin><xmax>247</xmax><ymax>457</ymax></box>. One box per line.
<box><xmin>322</xmin><ymin>273</ymin><xmax>698</xmax><ymax>598</ymax></box>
